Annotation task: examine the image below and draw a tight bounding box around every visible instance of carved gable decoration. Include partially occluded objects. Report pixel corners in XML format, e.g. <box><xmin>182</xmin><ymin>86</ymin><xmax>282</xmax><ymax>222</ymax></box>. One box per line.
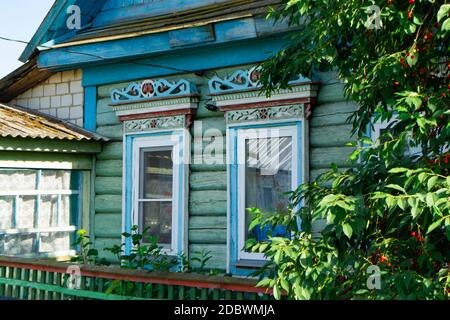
<box><xmin>208</xmin><ymin>67</ymin><xmax>318</xmax><ymax>120</ymax></box>
<box><xmin>109</xmin><ymin>78</ymin><xmax>198</xmax><ymax>129</ymax></box>
<box><xmin>111</xmin><ymin>79</ymin><xmax>195</xmax><ymax>104</ymax></box>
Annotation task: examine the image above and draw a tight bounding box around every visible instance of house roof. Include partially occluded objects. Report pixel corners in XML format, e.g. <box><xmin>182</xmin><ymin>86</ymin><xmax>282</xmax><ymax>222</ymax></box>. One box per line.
<box><xmin>0</xmin><ymin>103</ymin><xmax>108</xmax><ymax>142</ymax></box>
<box><xmin>51</xmin><ymin>0</ymin><xmax>283</xmax><ymax>48</ymax></box>
<box><xmin>0</xmin><ymin>59</ymin><xmax>54</xmax><ymax>103</ymax></box>
<box><xmin>20</xmin><ymin>0</ymin><xmax>108</xmax><ymax>62</ymax></box>
<box><xmin>21</xmin><ymin>0</ymin><xmax>283</xmax><ymax>64</ymax></box>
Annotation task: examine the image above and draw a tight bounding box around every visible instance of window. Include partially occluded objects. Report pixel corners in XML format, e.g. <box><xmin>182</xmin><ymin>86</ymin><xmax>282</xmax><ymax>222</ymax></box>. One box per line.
<box><xmin>231</xmin><ymin>125</ymin><xmax>302</xmax><ymax>264</ymax></box>
<box><xmin>130</xmin><ymin>133</ymin><xmax>187</xmax><ymax>256</ymax></box>
<box><xmin>138</xmin><ymin>148</ymin><xmax>174</xmax><ymax>247</ymax></box>
<box><xmin>0</xmin><ymin>169</ymin><xmax>81</xmax><ymax>258</ymax></box>
<box><xmin>371</xmin><ymin>118</ymin><xmax>422</xmax><ymax>156</ymax></box>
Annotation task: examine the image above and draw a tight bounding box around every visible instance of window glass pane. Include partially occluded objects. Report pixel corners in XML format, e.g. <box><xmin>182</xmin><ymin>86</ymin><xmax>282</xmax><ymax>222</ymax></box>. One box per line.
<box><xmin>141</xmin><ymin>149</ymin><xmax>173</xmax><ymax>200</ymax></box>
<box><xmin>39</xmin><ymin>195</ymin><xmax>59</xmax><ymax>228</ymax></box>
<box><xmin>1</xmin><ymin>234</ymin><xmax>35</xmax><ymax>256</ymax></box>
<box><xmin>0</xmin><ymin>196</ymin><xmax>14</xmax><ymax>229</ymax></box>
<box><xmin>245</xmin><ymin>137</ymin><xmax>292</xmax><ymax>242</ymax></box>
<box><xmin>40</xmin><ymin>232</ymin><xmax>71</xmax><ymax>254</ymax></box>
<box><xmin>41</xmin><ymin>170</ymin><xmax>72</xmax><ymax>190</ymax></box>
<box><xmin>0</xmin><ymin>170</ymin><xmax>36</xmax><ymax>191</ymax></box>
<box><xmin>60</xmin><ymin>195</ymin><xmax>73</xmax><ymax>227</ymax></box>
<box><xmin>16</xmin><ymin>196</ymin><xmax>37</xmax><ymax>229</ymax></box>
<box><xmin>141</xmin><ymin>202</ymin><xmax>172</xmax><ymax>245</ymax></box>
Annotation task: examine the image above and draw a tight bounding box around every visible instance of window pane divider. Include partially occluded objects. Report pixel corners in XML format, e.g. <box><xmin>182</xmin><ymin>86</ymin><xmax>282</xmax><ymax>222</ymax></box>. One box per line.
<box><xmin>137</xmin><ymin>199</ymin><xmax>173</xmax><ymax>202</ymax></box>
<box><xmin>0</xmin><ymin>226</ymin><xmax>76</xmax><ymax>236</ymax></box>
<box><xmin>0</xmin><ymin>190</ymin><xmax>79</xmax><ymax>196</ymax></box>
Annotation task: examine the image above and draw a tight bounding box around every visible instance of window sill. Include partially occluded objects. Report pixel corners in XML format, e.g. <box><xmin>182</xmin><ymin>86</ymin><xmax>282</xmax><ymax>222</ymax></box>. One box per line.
<box><xmin>234</xmin><ymin>259</ymin><xmax>266</xmax><ymax>270</ymax></box>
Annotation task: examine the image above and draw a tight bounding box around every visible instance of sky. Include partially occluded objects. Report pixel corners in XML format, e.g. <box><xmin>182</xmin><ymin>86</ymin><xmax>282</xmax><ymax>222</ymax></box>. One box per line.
<box><xmin>0</xmin><ymin>1</ymin><xmax>55</xmax><ymax>78</ymax></box>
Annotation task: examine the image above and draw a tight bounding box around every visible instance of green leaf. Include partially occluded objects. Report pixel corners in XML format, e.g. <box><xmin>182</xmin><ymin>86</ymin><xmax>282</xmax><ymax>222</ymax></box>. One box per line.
<box><xmin>342</xmin><ymin>223</ymin><xmax>353</xmax><ymax>239</ymax></box>
<box><xmin>428</xmin><ymin>218</ymin><xmax>445</xmax><ymax>234</ymax></box>
<box><xmin>386</xmin><ymin>184</ymin><xmax>406</xmax><ymax>193</ymax></box>
<box><xmin>405</xmin><ymin>94</ymin><xmax>422</xmax><ymax>110</ymax></box>
<box><xmin>426</xmin><ymin>193</ymin><xmax>435</xmax><ymax>207</ymax></box>
<box><xmin>446</xmin><ymin>176</ymin><xmax>450</xmax><ymax>187</ymax></box>
<box><xmin>259</xmin><ymin>243</ymin><xmax>269</xmax><ymax>253</ymax></box>
<box><xmin>273</xmin><ymin>284</ymin><xmax>281</xmax><ymax>300</ymax></box>
<box><xmin>256</xmin><ymin>278</ymin><xmax>272</xmax><ymax>288</ymax></box>
<box><xmin>301</xmin><ymin>287</ymin><xmax>311</xmax><ymax>300</ymax></box>
<box><xmin>386</xmin><ymin>196</ymin><xmax>397</xmax><ymax>208</ymax></box>
<box><xmin>437</xmin><ymin>4</ymin><xmax>450</xmax><ymax>22</ymax></box>
<box><xmin>406</xmin><ymin>46</ymin><xmax>419</xmax><ymax>67</ymax></box>
<box><xmin>442</xmin><ymin>18</ymin><xmax>450</xmax><ymax>32</ymax></box>
<box><xmin>280</xmin><ymin>277</ymin><xmax>290</xmax><ymax>293</ymax></box>
<box><xmin>398</xmin><ymin>198</ymin><xmax>407</xmax><ymax>210</ymax></box>
<box><xmin>389</xmin><ymin>168</ymin><xmax>409</xmax><ymax>174</ymax></box>
<box><xmin>427</xmin><ymin>176</ymin><xmax>439</xmax><ymax>191</ymax></box>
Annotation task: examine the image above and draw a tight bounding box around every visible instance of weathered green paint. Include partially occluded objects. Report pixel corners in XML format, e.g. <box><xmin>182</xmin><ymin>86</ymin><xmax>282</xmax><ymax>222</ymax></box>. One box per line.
<box><xmin>189</xmin><ymin>230</ymin><xmax>227</xmax><ymax>245</ymax></box>
<box><xmin>189</xmin><ymin>216</ymin><xmax>227</xmax><ymax>230</ymax></box>
<box><xmin>96</xmin><ymin>125</ymin><xmax>123</xmax><ymax>141</ymax></box>
<box><xmin>97</xmin><ymin>111</ymin><xmax>120</xmax><ymax>127</ymax></box>
<box><xmin>189</xmin><ymin>244</ymin><xmax>227</xmax><ymax>270</ymax></box>
<box><xmin>310</xmin><ymin>124</ymin><xmax>356</xmax><ymax>148</ymax></box>
<box><xmin>309</xmin><ymin>71</ymin><xmax>356</xmax><ymax>175</ymax></box>
<box><xmin>0</xmin><ymin>275</ymin><xmax>149</xmax><ymax>300</ymax></box>
<box><xmin>190</xmin><ymin>172</ymin><xmax>227</xmax><ymax>191</ymax></box>
<box><xmin>97</xmin><ymin>142</ymin><xmax>123</xmax><ymax>160</ymax></box>
<box><xmin>95</xmin><ymin>177</ymin><xmax>123</xmax><ymax>195</ymax></box>
<box><xmin>0</xmin><ymin>138</ymin><xmax>102</xmax><ymax>154</ymax></box>
<box><xmin>96</xmin><ymin>160</ymin><xmax>123</xmax><ymax>177</ymax></box>
<box><xmin>310</xmin><ymin>147</ymin><xmax>354</xmax><ymax>169</ymax></box>
<box><xmin>94</xmin><ymin>238</ymin><xmax>122</xmax><ymax>260</ymax></box>
<box><xmin>189</xmin><ymin>191</ymin><xmax>227</xmax><ymax>216</ymax></box>
<box><xmin>94</xmin><ymin>214</ymin><xmax>122</xmax><ymax>238</ymax></box>
<box><xmin>95</xmin><ymin>195</ymin><xmax>122</xmax><ymax>213</ymax></box>
<box><xmin>0</xmin><ymin>151</ymin><xmax>93</xmax><ymax>170</ymax></box>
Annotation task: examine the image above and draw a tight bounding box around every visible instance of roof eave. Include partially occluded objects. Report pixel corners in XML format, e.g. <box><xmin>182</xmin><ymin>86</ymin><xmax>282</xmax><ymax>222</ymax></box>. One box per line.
<box><xmin>0</xmin><ymin>59</ymin><xmax>54</xmax><ymax>103</ymax></box>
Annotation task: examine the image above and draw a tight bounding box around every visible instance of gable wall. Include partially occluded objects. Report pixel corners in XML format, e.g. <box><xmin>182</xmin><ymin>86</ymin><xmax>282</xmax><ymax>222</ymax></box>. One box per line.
<box><xmin>9</xmin><ymin>70</ymin><xmax>84</xmax><ymax>127</ymax></box>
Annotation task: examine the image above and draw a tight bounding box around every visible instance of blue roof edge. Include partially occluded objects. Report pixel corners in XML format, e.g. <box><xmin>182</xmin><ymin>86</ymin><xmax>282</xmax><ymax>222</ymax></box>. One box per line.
<box><xmin>19</xmin><ymin>0</ymin><xmax>108</xmax><ymax>63</ymax></box>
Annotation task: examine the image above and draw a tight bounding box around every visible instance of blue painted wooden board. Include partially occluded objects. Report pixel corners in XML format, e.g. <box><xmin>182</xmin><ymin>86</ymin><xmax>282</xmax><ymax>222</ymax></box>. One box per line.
<box><xmin>93</xmin><ymin>0</ymin><xmax>231</xmax><ymax>27</ymax></box>
<box><xmin>37</xmin><ymin>19</ymin><xmax>291</xmax><ymax>71</ymax></box>
<box><xmin>169</xmin><ymin>25</ymin><xmax>215</xmax><ymax>48</ymax></box>
<box><xmin>81</xmin><ymin>36</ymin><xmax>290</xmax><ymax>86</ymax></box>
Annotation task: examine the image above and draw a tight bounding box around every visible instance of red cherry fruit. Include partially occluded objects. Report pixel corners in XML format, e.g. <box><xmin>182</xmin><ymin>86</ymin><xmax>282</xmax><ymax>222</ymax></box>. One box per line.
<box><xmin>409</xmin><ymin>0</ymin><xmax>415</xmax><ymax>4</ymax></box>
<box><xmin>408</xmin><ymin>10</ymin><xmax>413</xmax><ymax>19</ymax></box>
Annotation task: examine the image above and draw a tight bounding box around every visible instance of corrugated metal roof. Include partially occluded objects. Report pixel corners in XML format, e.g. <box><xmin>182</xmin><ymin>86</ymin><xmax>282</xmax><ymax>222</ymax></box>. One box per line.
<box><xmin>0</xmin><ymin>103</ymin><xmax>108</xmax><ymax>142</ymax></box>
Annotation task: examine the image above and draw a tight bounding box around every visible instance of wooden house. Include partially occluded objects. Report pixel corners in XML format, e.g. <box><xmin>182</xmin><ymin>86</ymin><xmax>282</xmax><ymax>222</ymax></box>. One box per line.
<box><xmin>0</xmin><ymin>0</ymin><xmax>357</xmax><ymax>275</ymax></box>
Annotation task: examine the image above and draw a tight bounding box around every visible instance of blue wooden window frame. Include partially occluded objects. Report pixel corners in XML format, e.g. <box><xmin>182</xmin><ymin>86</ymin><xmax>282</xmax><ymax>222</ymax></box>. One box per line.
<box><xmin>228</xmin><ymin>121</ymin><xmax>304</xmax><ymax>276</ymax></box>
<box><xmin>123</xmin><ymin>130</ymin><xmax>188</xmax><ymax>258</ymax></box>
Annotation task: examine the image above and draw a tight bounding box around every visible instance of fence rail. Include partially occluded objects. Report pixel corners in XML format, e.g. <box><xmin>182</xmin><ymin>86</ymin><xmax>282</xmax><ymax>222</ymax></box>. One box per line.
<box><xmin>0</xmin><ymin>256</ymin><xmax>273</xmax><ymax>300</ymax></box>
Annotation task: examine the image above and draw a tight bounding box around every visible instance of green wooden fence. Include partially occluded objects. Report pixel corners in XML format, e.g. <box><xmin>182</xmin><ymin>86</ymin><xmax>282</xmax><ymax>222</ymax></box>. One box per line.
<box><xmin>0</xmin><ymin>256</ymin><xmax>273</xmax><ymax>300</ymax></box>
